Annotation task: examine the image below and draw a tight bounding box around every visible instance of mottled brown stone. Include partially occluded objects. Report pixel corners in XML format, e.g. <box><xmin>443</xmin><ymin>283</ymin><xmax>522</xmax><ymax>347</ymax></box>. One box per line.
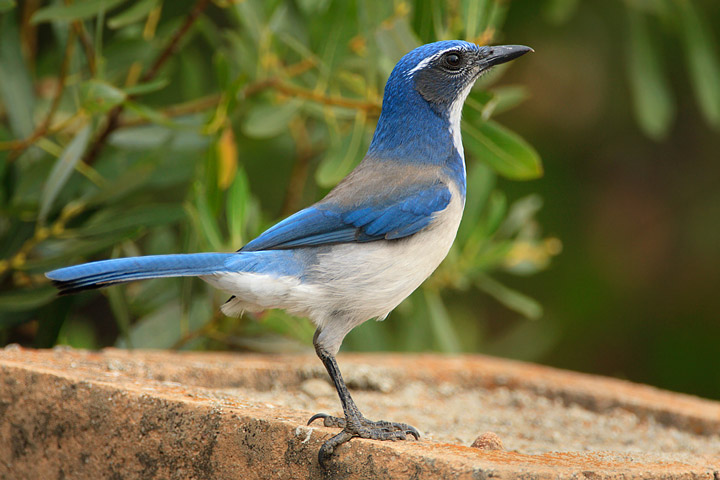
<box><xmin>0</xmin><ymin>347</ymin><xmax>718</xmax><ymax>479</ymax></box>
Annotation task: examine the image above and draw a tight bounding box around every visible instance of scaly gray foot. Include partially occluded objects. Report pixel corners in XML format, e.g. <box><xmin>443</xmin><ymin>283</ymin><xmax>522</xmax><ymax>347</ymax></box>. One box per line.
<box><xmin>307</xmin><ymin>413</ymin><xmax>420</xmax><ymax>466</ymax></box>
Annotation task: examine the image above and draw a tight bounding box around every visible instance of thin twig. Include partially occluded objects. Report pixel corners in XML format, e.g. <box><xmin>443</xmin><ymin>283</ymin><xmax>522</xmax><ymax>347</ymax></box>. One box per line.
<box><xmin>72</xmin><ymin>20</ymin><xmax>96</xmax><ymax>76</ymax></box>
<box><xmin>82</xmin><ymin>0</ymin><xmax>211</xmax><ymax>166</ymax></box>
<box><xmin>142</xmin><ymin>0</ymin><xmax>210</xmax><ymax>83</ymax></box>
<box><xmin>115</xmin><ymin>58</ymin><xmax>377</xmax><ymax>129</ymax></box>
<box><xmin>117</xmin><ymin>94</ymin><xmax>222</xmax><ymax>128</ymax></box>
<box><xmin>245</xmin><ymin>77</ymin><xmax>380</xmax><ymax>114</ymax></box>
<box><xmin>275</xmin><ymin>82</ymin><xmax>381</xmax><ymax>114</ymax></box>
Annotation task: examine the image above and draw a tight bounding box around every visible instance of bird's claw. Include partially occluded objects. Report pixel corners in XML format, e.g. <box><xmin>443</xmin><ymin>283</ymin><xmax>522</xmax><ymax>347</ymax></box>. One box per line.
<box><xmin>308</xmin><ymin>412</ymin><xmax>420</xmax><ymax>467</ymax></box>
<box><xmin>307</xmin><ymin>413</ymin><xmax>345</xmax><ymax>428</ymax></box>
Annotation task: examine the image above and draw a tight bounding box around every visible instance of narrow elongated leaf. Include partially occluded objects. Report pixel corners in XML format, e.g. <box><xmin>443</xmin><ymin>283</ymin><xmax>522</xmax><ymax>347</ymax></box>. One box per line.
<box><xmin>187</xmin><ymin>193</ymin><xmax>224</xmax><ymax>251</ymax></box>
<box><xmin>482</xmin><ymin>191</ymin><xmax>508</xmax><ymax>237</ymax></box>
<box><xmin>0</xmin><ymin>287</ymin><xmax>57</xmax><ymax>313</ymax></box>
<box><xmin>476</xmin><ymin>274</ymin><xmax>543</xmax><ymax>319</ymax></box>
<box><xmin>0</xmin><ymin>14</ymin><xmax>36</xmax><ymax>139</ymax></box>
<box><xmin>81</xmin><ymin>80</ymin><xmax>127</xmax><ymax>114</ymax></box>
<box><xmin>117</xmin><ymin>297</ymin><xmax>211</xmax><ymax>349</ymax></box>
<box><xmin>627</xmin><ymin>9</ymin><xmax>674</xmax><ymax>139</ymax></box>
<box><xmin>424</xmin><ymin>289</ymin><xmax>462</xmax><ymax>353</ymax></box>
<box><xmin>457</xmin><ymin>163</ymin><xmax>495</xmax><ymax>243</ymax></box>
<box><xmin>316</xmin><ymin>111</ymin><xmax>367</xmax><ymax>187</ymax></box>
<box><xmin>677</xmin><ymin>1</ymin><xmax>720</xmax><ymax>128</ymax></box>
<box><xmin>32</xmin><ymin>0</ymin><xmax>128</xmax><ymax>24</ymax></box>
<box><xmin>485</xmin><ymin>86</ymin><xmax>529</xmax><ymax>118</ymax></box>
<box><xmin>22</xmin><ymin>232</ymin><xmax>139</xmax><ymax>272</ymax></box>
<box><xmin>38</xmin><ymin>125</ymin><xmax>92</xmax><ymax>225</ymax></box>
<box><xmin>463</xmin><ymin>120</ymin><xmax>543</xmax><ymax>180</ymax></box>
<box><xmin>123</xmin><ymin>78</ymin><xmax>169</xmax><ymax>96</ymax></box>
<box><xmin>107</xmin><ymin>0</ymin><xmax>158</xmax><ymax>29</ymax></box>
<box><xmin>497</xmin><ymin>194</ymin><xmax>543</xmax><ymax>238</ymax></box>
<box><xmin>106</xmin><ymin>286</ymin><xmax>132</xmax><ymax>348</ymax></box>
<box><xmin>74</xmin><ymin>204</ymin><xmax>185</xmax><ymax>237</ymax></box>
<box><xmin>233</xmin><ymin>0</ymin><xmax>265</xmax><ymax>43</ymax></box>
<box><xmin>241</xmin><ymin>100</ymin><xmax>301</xmax><ymax>138</ymax></box>
<box><xmin>462</xmin><ymin>0</ymin><xmax>489</xmax><ymax>40</ymax></box>
<box><xmin>227</xmin><ymin>166</ymin><xmax>251</xmax><ymax>247</ymax></box>
<box><xmin>217</xmin><ymin>126</ymin><xmax>238</xmax><ymax>189</ymax></box>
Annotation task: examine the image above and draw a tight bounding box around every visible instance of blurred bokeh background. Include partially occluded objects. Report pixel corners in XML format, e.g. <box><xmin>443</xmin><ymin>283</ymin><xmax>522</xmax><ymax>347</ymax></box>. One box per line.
<box><xmin>1</xmin><ymin>0</ymin><xmax>718</xmax><ymax>400</ymax></box>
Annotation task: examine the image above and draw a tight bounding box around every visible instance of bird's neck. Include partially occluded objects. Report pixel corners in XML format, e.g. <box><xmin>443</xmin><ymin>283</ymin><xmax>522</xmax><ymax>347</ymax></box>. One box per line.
<box><xmin>367</xmin><ymin>95</ymin><xmax>466</xmax><ymax>197</ymax></box>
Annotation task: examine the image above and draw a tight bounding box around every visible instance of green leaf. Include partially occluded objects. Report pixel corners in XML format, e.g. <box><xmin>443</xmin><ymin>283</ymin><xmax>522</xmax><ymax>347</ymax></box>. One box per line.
<box><xmin>22</xmin><ymin>232</ymin><xmax>138</xmax><ymax>272</ymax></box>
<box><xmin>123</xmin><ymin>78</ymin><xmax>169</xmax><ymax>96</ymax></box>
<box><xmin>0</xmin><ymin>14</ymin><xmax>36</xmax><ymax>139</ymax></box>
<box><xmin>315</xmin><ymin>112</ymin><xmax>368</xmax><ymax>187</ymax></box>
<box><xmin>107</xmin><ymin>0</ymin><xmax>158</xmax><ymax>29</ymax></box>
<box><xmin>424</xmin><ymin>289</ymin><xmax>462</xmax><ymax>353</ymax></box>
<box><xmin>0</xmin><ymin>287</ymin><xmax>57</xmax><ymax>313</ymax></box>
<box><xmin>32</xmin><ymin>0</ymin><xmax>129</xmax><ymax>24</ymax></box>
<box><xmin>57</xmin><ymin>318</ymin><xmax>97</xmax><ymax>349</ymax></box>
<box><xmin>241</xmin><ymin>100</ymin><xmax>302</xmax><ymax>138</ymax></box>
<box><xmin>482</xmin><ymin>190</ymin><xmax>508</xmax><ymax>237</ymax></box>
<box><xmin>627</xmin><ymin>9</ymin><xmax>674</xmax><ymax>139</ymax></box>
<box><xmin>0</xmin><ymin>0</ymin><xmax>16</xmax><ymax>14</ymax></box>
<box><xmin>74</xmin><ymin>204</ymin><xmax>186</xmax><ymax>237</ymax></box>
<box><xmin>83</xmin><ymin>156</ymin><xmax>158</xmax><ymax>206</ymax></box>
<box><xmin>80</xmin><ymin>80</ymin><xmax>127</xmax><ymax>114</ymax></box>
<box><xmin>117</xmin><ymin>297</ymin><xmax>211</xmax><ymax>349</ymax></box>
<box><xmin>677</xmin><ymin>1</ymin><xmax>720</xmax><ymax>128</ymax></box>
<box><xmin>124</xmin><ymin>100</ymin><xmax>174</xmax><ymax>127</ymax></box>
<box><xmin>108</xmin><ymin>125</ymin><xmax>208</xmax><ymax>151</ymax></box>
<box><xmin>457</xmin><ymin>163</ymin><xmax>495</xmax><ymax>244</ymax></box>
<box><xmin>187</xmin><ymin>192</ymin><xmax>224</xmax><ymax>251</ymax></box>
<box><xmin>476</xmin><ymin>274</ymin><xmax>543</xmax><ymax>320</ymax></box>
<box><xmin>38</xmin><ymin>125</ymin><xmax>92</xmax><ymax>225</ymax></box>
<box><xmin>106</xmin><ymin>284</ymin><xmax>132</xmax><ymax>347</ymax></box>
<box><xmin>497</xmin><ymin>194</ymin><xmax>543</xmax><ymax>238</ymax></box>
<box><xmin>227</xmin><ymin>166</ymin><xmax>251</xmax><ymax>247</ymax></box>
<box><xmin>462</xmin><ymin>0</ymin><xmax>489</xmax><ymax>40</ymax></box>
<box><xmin>487</xmin><ymin>86</ymin><xmax>530</xmax><ymax>117</ymax></box>
<box><xmin>463</xmin><ymin>120</ymin><xmax>543</xmax><ymax>180</ymax></box>
<box><xmin>233</xmin><ymin>0</ymin><xmax>265</xmax><ymax>43</ymax></box>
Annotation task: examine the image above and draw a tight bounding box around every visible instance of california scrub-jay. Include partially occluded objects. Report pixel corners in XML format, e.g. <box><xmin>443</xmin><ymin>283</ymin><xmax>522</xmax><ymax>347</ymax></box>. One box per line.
<box><xmin>46</xmin><ymin>41</ymin><xmax>532</xmax><ymax>464</ymax></box>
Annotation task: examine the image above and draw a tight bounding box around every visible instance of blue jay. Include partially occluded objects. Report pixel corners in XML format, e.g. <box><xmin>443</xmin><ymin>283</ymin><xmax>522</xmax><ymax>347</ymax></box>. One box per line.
<box><xmin>46</xmin><ymin>41</ymin><xmax>532</xmax><ymax>465</ymax></box>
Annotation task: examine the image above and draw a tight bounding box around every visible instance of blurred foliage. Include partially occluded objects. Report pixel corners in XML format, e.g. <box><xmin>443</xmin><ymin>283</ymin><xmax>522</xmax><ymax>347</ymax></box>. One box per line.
<box><xmin>1</xmin><ymin>0</ymin><xmax>719</xmax><ymax>401</ymax></box>
<box><xmin>0</xmin><ymin>0</ymin><xmax>553</xmax><ymax>354</ymax></box>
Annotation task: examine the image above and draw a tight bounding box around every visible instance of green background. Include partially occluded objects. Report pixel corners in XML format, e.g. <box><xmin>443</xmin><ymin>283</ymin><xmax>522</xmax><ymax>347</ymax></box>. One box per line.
<box><xmin>1</xmin><ymin>0</ymin><xmax>719</xmax><ymax>401</ymax></box>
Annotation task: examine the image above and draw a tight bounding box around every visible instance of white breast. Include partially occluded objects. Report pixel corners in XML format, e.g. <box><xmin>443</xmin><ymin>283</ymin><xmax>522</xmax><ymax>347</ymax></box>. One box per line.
<box><xmin>304</xmin><ymin>182</ymin><xmax>464</xmax><ymax>343</ymax></box>
<box><xmin>204</xmin><ymin>182</ymin><xmax>465</xmax><ymax>354</ymax></box>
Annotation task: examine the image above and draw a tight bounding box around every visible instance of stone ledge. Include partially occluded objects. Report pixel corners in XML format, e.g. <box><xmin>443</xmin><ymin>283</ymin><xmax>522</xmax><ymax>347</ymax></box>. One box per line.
<box><xmin>0</xmin><ymin>347</ymin><xmax>718</xmax><ymax>479</ymax></box>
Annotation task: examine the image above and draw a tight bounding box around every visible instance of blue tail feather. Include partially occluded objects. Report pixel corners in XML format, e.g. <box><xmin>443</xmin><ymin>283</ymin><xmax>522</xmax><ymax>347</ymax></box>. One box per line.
<box><xmin>46</xmin><ymin>253</ymin><xmax>235</xmax><ymax>295</ymax></box>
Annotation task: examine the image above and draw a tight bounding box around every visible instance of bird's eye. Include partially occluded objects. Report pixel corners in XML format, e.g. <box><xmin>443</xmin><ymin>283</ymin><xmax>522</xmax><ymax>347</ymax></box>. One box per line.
<box><xmin>442</xmin><ymin>52</ymin><xmax>463</xmax><ymax>70</ymax></box>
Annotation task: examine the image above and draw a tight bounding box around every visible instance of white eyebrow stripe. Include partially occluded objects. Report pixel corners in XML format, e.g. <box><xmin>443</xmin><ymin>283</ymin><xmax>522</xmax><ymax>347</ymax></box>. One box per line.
<box><xmin>406</xmin><ymin>46</ymin><xmax>464</xmax><ymax>76</ymax></box>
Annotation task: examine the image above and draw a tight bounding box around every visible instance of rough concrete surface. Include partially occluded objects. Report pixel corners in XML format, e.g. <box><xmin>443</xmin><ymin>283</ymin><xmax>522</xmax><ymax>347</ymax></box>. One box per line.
<box><xmin>0</xmin><ymin>347</ymin><xmax>718</xmax><ymax>479</ymax></box>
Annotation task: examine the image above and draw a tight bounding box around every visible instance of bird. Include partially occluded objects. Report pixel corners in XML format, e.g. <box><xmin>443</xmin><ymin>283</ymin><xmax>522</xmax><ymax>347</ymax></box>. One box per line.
<box><xmin>46</xmin><ymin>40</ymin><xmax>532</xmax><ymax>466</ymax></box>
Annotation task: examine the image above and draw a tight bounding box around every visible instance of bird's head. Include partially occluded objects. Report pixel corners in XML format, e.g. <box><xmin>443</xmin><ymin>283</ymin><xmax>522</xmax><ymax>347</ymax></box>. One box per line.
<box><xmin>369</xmin><ymin>40</ymin><xmax>532</xmax><ymax>161</ymax></box>
<box><xmin>390</xmin><ymin>40</ymin><xmax>532</xmax><ymax>120</ymax></box>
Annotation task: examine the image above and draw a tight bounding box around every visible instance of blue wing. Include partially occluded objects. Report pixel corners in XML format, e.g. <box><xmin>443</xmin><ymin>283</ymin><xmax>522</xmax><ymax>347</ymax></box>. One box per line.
<box><xmin>241</xmin><ymin>182</ymin><xmax>451</xmax><ymax>251</ymax></box>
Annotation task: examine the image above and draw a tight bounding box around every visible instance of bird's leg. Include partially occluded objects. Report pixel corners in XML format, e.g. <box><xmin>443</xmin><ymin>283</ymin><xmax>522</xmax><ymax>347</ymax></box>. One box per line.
<box><xmin>307</xmin><ymin>329</ymin><xmax>419</xmax><ymax>466</ymax></box>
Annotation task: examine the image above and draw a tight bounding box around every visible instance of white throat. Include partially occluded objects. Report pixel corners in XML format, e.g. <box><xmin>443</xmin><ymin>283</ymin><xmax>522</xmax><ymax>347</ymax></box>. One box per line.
<box><xmin>448</xmin><ymin>82</ymin><xmax>475</xmax><ymax>175</ymax></box>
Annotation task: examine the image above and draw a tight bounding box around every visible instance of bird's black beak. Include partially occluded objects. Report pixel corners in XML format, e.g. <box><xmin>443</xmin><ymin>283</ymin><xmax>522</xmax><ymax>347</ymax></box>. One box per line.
<box><xmin>478</xmin><ymin>45</ymin><xmax>533</xmax><ymax>69</ymax></box>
